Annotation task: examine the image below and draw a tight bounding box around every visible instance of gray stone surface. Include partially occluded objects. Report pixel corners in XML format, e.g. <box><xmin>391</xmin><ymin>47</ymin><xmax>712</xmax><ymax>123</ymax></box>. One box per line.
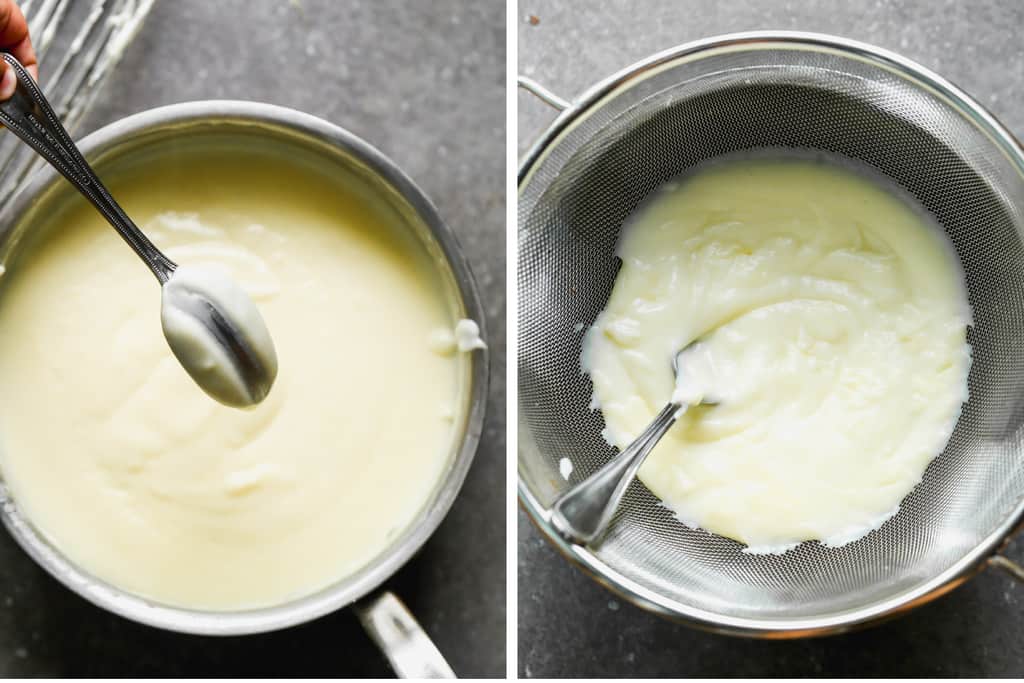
<box><xmin>519</xmin><ymin>0</ymin><xmax>1024</xmax><ymax>677</ymax></box>
<box><xmin>0</xmin><ymin>0</ymin><xmax>504</xmax><ymax>677</ymax></box>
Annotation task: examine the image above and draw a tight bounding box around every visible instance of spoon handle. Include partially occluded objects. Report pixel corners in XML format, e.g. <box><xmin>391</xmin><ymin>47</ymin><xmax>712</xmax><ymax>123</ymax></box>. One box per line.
<box><xmin>551</xmin><ymin>402</ymin><xmax>685</xmax><ymax>546</ymax></box>
<box><xmin>0</xmin><ymin>54</ymin><xmax>176</xmax><ymax>283</ymax></box>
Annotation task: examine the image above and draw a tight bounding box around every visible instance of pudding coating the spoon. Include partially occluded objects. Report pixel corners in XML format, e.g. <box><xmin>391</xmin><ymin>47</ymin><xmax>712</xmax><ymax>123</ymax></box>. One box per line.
<box><xmin>161</xmin><ymin>264</ymin><xmax>279</xmax><ymax>408</ymax></box>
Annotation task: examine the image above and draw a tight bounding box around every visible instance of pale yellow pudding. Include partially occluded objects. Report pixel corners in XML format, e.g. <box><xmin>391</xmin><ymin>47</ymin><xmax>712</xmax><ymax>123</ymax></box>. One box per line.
<box><xmin>583</xmin><ymin>155</ymin><xmax>971</xmax><ymax>553</ymax></box>
<box><xmin>0</xmin><ymin>145</ymin><xmax>472</xmax><ymax>610</ymax></box>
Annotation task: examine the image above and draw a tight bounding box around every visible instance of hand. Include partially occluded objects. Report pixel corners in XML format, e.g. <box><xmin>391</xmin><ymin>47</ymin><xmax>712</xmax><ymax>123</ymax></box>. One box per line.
<box><xmin>0</xmin><ymin>0</ymin><xmax>37</xmax><ymax>100</ymax></box>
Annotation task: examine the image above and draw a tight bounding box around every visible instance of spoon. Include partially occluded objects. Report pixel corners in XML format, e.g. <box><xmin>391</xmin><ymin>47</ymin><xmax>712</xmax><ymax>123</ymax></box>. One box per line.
<box><xmin>551</xmin><ymin>340</ymin><xmax>718</xmax><ymax>546</ymax></box>
<box><xmin>0</xmin><ymin>54</ymin><xmax>277</xmax><ymax>408</ymax></box>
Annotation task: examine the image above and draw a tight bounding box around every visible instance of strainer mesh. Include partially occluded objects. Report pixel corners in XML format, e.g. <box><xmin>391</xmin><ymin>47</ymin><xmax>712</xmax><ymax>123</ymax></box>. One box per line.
<box><xmin>518</xmin><ymin>44</ymin><xmax>1024</xmax><ymax>621</ymax></box>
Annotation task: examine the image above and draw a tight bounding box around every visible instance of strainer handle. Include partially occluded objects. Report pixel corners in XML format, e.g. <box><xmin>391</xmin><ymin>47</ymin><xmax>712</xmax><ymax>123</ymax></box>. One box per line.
<box><xmin>990</xmin><ymin>554</ymin><xmax>1024</xmax><ymax>582</ymax></box>
<box><xmin>551</xmin><ymin>402</ymin><xmax>683</xmax><ymax>545</ymax></box>
<box><xmin>354</xmin><ymin>591</ymin><xmax>456</xmax><ymax>679</ymax></box>
<box><xmin>517</xmin><ymin>76</ymin><xmax>570</xmax><ymax>111</ymax></box>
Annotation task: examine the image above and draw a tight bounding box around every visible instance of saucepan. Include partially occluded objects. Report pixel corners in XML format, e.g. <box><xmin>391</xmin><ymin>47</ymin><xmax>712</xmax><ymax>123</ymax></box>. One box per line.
<box><xmin>518</xmin><ymin>31</ymin><xmax>1024</xmax><ymax>637</ymax></box>
<box><xmin>0</xmin><ymin>100</ymin><xmax>488</xmax><ymax>676</ymax></box>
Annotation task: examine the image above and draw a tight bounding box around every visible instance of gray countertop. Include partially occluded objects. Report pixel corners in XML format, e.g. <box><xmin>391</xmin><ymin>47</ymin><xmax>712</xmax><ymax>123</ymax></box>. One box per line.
<box><xmin>518</xmin><ymin>0</ymin><xmax>1024</xmax><ymax>677</ymax></box>
<box><xmin>0</xmin><ymin>0</ymin><xmax>505</xmax><ymax>677</ymax></box>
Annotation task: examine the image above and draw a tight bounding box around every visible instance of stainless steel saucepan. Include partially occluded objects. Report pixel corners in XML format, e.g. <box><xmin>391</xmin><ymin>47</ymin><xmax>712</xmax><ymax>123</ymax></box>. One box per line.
<box><xmin>0</xmin><ymin>100</ymin><xmax>488</xmax><ymax>677</ymax></box>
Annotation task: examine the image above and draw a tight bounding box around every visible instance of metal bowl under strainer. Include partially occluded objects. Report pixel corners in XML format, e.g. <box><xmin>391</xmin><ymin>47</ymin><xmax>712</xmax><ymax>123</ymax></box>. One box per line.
<box><xmin>517</xmin><ymin>31</ymin><xmax>1024</xmax><ymax>637</ymax></box>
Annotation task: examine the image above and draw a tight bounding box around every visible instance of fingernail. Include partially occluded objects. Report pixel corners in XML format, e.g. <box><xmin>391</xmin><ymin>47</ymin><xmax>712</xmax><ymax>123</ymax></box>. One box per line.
<box><xmin>0</xmin><ymin>64</ymin><xmax>15</xmax><ymax>100</ymax></box>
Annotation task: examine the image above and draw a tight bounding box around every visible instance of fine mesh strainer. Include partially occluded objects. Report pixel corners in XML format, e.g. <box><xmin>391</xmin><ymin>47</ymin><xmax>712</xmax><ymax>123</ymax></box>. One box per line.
<box><xmin>517</xmin><ymin>32</ymin><xmax>1024</xmax><ymax>637</ymax></box>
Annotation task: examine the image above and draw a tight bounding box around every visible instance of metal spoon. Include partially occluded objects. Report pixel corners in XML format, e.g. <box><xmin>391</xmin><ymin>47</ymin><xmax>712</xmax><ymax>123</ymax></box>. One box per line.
<box><xmin>551</xmin><ymin>341</ymin><xmax>718</xmax><ymax>546</ymax></box>
<box><xmin>0</xmin><ymin>54</ymin><xmax>277</xmax><ymax>407</ymax></box>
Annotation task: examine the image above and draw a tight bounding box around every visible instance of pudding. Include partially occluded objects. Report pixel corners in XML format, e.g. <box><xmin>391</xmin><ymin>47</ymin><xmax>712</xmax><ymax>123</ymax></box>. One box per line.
<box><xmin>582</xmin><ymin>154</ymin><xmax>971</xmax><ymax>552</ymax></box>
<box><xmin>0</xmin><ymin>143</ymin><xmax>475</xmax><ymax>609</ymax></box>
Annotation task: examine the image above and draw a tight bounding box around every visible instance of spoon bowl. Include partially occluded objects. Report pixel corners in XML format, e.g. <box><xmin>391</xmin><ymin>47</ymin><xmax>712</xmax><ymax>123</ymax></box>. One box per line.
<box><xmin>161</xmin><ymin>265</ymin><xmax>278</xmax><ymax>408</ymax></box>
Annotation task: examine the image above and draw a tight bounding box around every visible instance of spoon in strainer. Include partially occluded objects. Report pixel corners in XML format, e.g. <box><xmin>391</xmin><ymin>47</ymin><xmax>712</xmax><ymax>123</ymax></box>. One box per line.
<box><xmin>551</xmin><ymin>340</ymin><xmax>718</xmax><ymax>546</ymax></box>
<box><xmin>0</xmin><ymin>54</ymin><xmax>277</xmax><ymax>408</ymax></box>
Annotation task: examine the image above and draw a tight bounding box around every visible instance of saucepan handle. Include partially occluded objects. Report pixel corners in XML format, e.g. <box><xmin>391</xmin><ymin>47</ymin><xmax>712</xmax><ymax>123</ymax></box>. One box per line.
<box><xmin>354</xmin><ymin>591</ymin><xmax>456</xmax><ymax>679</ymax></box>
<box><xmin>517</xmin><ymin>76</ymin><xmax>571</xmax><ymax>112</ymax></box>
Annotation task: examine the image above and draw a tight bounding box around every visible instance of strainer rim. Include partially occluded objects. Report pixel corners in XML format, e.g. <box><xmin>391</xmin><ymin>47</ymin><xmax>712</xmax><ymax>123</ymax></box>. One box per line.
<box><xmin>517</xmin><ymin>30</ymin><xmax>1024</xmax><ymax>636</ymax></box>
<box><xmin>519</xmin><ymin>30</ymin><xmax>1024</xmax><ymax>186</ymax></box>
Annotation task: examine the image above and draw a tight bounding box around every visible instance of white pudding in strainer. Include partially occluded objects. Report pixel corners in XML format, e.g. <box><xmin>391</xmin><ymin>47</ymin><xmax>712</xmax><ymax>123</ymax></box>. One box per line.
<box><xmin>582</xmin><ymin>154</ymin><xmax>971</xmax><ymax>553</ymax></box>
<box><xmin>0</xmin><ymin>146</ymin><xmax>477</xmax><ymax>610</ymax></box>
